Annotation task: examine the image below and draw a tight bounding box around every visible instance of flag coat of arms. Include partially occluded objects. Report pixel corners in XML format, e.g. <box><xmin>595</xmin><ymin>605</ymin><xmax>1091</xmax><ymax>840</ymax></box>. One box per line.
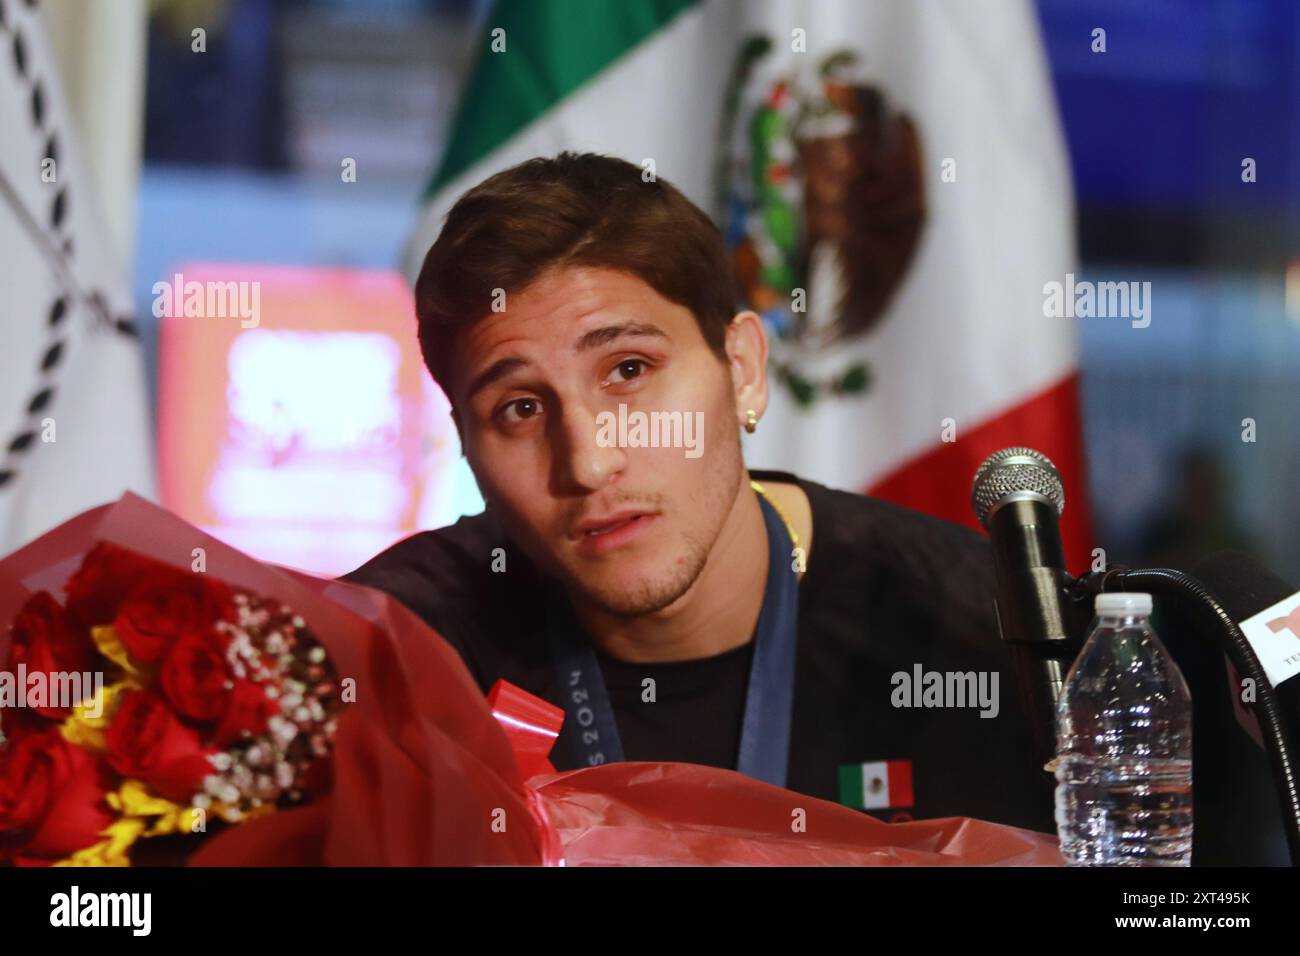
<box><xmin>408</xmin><ymin>0</ymin><xmax>1092</xmax><ymax>565</ymax></box>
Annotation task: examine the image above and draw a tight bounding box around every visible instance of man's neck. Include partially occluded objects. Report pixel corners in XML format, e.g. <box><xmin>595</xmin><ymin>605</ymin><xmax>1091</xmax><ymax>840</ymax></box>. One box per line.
<box><xmin>569</xmin><ymin>479</ymin><xmax>770</xmax><ymax>664</ymax></box>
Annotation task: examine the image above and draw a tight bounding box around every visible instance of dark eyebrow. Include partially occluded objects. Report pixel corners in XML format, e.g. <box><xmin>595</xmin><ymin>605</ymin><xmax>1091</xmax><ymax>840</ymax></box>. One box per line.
<box><xmin>574</xmin><ymin>322</ymin><xmax>670</xmax><ymax>352</ymax></box>
<box><xmin>465</xmin><ymin>323</ymin><xmax>669</xmax><ymax>401</ymax></box>
<box><xmin>466</xmin><ymin>356</ymin><xmax>530</xmax><ymax>401</ymax></box>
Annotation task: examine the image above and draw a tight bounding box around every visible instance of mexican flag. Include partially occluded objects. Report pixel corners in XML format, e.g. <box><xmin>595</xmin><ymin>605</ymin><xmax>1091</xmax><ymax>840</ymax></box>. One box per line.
<box><xmin>408</xmin><ymin>0</ymin><xmax>1092</xmax><ymax>568</ymax></box>
<box><xmin>0</xmin><ymin>2</ymin><xmax>155</xmax><ymax>553</ymax></box>
<box><xmin>838</xmin><ymin>759</ymin><xmax>914</xmax><ymax>811</ymax></box>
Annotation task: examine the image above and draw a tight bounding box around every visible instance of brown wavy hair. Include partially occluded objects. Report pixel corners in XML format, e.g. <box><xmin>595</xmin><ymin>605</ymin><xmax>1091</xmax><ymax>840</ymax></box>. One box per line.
<box><xmin>413</xmin><ymin>152</ymin><xmax>739</xmax><ymax>402</ymax></box>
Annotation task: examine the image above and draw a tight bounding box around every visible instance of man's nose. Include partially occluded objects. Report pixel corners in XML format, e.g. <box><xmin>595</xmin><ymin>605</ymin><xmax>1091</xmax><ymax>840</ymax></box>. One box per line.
<box><xmin>554</xmin><ymin>402</ymin><xmax>626</xmax><ymax>492</ymax></box>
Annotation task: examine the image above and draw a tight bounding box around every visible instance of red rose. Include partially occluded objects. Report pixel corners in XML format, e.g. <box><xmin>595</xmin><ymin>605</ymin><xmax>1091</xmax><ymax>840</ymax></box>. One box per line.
<box><xmin>113</xmin><ymin>570</ymin><xmax>236</xmax><ymax>664</ymax></box>
<box><xmin>105</xmin><ymin>690</ymin><xmax>219</xmax><ymax>803</ymax></box>
<box><xmin>0</xmin><ymin>726</ymin><xmax>113</xmax><ymax>864</ymax></box>
<box><xmin>4</xmin><ymin>591</ymin><xmax>99</xmax><ymax>720</ymax></box>
<box><xmin>214</xmin><ymin>679</ymin><xmax>278</xmax><ymax>748</ymax></box>
<box><xmin>63</xmin><ymin>542</ymin><xmax>166</xmax><ymax>629</ymax></box>
<box><xmin>0</xmin><ymin>706</ymin><xmax>48</xmax><ymax>741</ymax></box>
<box><xmin>160</xmin><ymin>630</ymin><xmax>232</xmax><ymax>722</ymax></box>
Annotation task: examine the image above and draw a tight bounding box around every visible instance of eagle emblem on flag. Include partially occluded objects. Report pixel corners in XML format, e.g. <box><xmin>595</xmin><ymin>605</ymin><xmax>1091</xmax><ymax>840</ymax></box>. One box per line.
<box><xmin>716</xmin><ymin>39</ymin><xmax>927</xmax><ymax>407</ymax></box>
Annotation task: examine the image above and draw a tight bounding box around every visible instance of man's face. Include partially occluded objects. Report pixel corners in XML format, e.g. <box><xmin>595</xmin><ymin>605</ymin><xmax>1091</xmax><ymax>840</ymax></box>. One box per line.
<box><xmin>449</xmin><ymin>266</ymin><xmax>745</xmax><ymax>617</ymax></box>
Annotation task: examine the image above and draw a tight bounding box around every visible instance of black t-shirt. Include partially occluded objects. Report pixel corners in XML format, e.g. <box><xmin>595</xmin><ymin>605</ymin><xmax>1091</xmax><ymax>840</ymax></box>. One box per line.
<box><xmin>339</xmin><ymin>468</ymin><xmax>1056</xmax><ymax>833</ymax></box>
<box><xmin>594</xmin><ymin>633</ymin><xmax>755</xmax><ymax>771</ymax></box>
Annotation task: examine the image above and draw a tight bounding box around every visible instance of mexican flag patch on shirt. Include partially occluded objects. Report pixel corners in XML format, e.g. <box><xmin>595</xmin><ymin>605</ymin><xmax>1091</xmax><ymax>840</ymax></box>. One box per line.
<box><xmin>839</xmin><ymin>760</ymin><xmax>914</xmax><ymax>810</ymax></box>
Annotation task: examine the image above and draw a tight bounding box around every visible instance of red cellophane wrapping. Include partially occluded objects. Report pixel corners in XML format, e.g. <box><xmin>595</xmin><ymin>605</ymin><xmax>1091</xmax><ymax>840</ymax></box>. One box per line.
<box><xmin>0</xmin><ymin>493</ymin><xmax>1061</xmax><ymax>867</ymax></box>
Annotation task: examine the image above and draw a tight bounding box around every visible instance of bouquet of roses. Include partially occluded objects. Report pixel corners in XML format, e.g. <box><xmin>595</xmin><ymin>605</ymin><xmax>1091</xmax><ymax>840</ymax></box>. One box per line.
<box><xmin>0</xmin><ymin>492</ymin><xmax>552</xmax><ymax>868</ymax></box>
<box><xmin>0</xmin><ymin>541</ymin><xmax>341</xmax><ymax>866</ymax></box>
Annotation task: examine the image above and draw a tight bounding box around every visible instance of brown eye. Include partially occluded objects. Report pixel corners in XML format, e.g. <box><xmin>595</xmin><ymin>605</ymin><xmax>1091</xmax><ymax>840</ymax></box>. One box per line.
<box><xmin>498</xmin><ymin>397</ymin><xmax>542</xmax><ymax>424</ymax></box>
<box><xmin>608</xmin><ymin>358</ymin><xmax>648</xmax><ymax>383</ymax></box>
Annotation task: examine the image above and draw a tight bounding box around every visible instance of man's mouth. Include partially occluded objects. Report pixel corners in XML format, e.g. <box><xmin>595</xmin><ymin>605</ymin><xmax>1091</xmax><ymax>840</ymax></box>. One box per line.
<box><xmin>586</xmin><ymin>517</ymin><xmax>635</xmax><ymax>537</ymax></box>
<box><xmin>573</xmin><ymin>510</ymin><xmax>653</xmax><ymax>538</ymax></box>
<box><xmin>570</xmin><ymin>510</ymin><xmax>658</xmax><ymax>552</ymax></box>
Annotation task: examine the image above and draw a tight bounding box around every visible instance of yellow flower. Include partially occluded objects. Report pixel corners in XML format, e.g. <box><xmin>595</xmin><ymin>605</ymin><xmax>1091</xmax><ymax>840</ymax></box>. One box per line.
<box><xmin>50</xmin><ymin>770</ymin><xmax>280</xmax><ymax>865</ymax></box>
<box><xmin>53</xmin><ymin>819</ymin><xmax>145</xmax><ymax>868</ymax></box>
<box><xmin>53</xmin><ymin>780</ymin><xmax>202</xmax><ymax>866</ymax></box>
<box><xmin>90</xmin><ymin>624</ymin><xmax>151</xmax><ymax>681</ymax></box>
<box><xmin>60</xmin><ymin>679</ymin><xmax>134</xmax><ymax>754</ymax></box>
<box><xmin>107</xmin><ymin>779</ymin><xmax>203</xmax><ymax>835</ymax></box>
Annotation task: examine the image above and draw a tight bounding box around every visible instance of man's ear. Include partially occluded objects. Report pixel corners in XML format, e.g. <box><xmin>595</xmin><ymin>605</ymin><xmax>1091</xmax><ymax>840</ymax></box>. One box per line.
<box><xmin>724</xmin><ymin>310</ymin><xmax>769</xmax><ymax>429</ymax></box>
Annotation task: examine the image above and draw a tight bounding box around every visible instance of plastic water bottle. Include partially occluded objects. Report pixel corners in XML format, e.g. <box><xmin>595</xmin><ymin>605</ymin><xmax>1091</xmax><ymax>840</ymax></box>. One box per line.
<box><xmin>1052</xmin><ymin>592</ymin><xmax>1193</xmax><ymax>866</ymax></box>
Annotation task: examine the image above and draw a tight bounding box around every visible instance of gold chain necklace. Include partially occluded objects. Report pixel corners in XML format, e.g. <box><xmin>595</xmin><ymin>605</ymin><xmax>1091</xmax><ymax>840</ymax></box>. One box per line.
<box><xmin>750</xmin><ymin>480</ymin><xmax>799</xmax><ymax>550</ymax></box>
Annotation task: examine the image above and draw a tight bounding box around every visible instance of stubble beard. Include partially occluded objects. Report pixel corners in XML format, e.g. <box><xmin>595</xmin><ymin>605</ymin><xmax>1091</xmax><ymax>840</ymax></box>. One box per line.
<box><xmin>566</xmin><ymin>428</ymin><xmax>745</xmax><ymax>619</ymax></box>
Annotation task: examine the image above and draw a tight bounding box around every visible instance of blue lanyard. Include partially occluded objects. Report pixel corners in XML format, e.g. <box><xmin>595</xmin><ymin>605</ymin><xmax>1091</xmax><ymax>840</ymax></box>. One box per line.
<box><xmin>547</xmin><ymin>494</ymin><xmax>799</xmax><ymax>788</ymax></box>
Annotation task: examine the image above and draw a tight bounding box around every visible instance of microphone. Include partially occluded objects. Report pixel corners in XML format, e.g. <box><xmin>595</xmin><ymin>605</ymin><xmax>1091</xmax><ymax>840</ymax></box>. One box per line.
<box><xmin>1190</xmin><ymin>551</ymin><xmax>1300</xmax><ymax>750</ymax></box>
<box><xmin>971</xmin><ymin>447</ymin><xmax>1082</xmax><ymax>769</ymax></box>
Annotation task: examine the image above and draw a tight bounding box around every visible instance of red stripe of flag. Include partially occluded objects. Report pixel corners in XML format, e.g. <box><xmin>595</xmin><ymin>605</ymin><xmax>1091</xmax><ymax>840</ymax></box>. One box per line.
<box><xmin>887</xmin><ymin>759</ymin><xmax>914</xmax><ymax>808</ymax></box>
<box><xmin>867</xmin><ymin>373</ymin><xmax>1093</xmax><ymax>573</ymax></box>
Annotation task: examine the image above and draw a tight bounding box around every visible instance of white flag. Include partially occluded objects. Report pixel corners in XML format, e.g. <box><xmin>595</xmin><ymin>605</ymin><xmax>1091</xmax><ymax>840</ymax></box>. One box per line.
<box><xmin>0</xmin><ymin>1</ymin><xmax>155</xmax><ymax>553</ymax></box>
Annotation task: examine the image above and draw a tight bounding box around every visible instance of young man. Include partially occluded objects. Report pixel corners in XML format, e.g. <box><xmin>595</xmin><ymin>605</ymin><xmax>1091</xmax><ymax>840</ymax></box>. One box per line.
<box><xmin>342</xmin><ymin>152</ymin><xmax>1053</xmax><ymax>833</ymax></box>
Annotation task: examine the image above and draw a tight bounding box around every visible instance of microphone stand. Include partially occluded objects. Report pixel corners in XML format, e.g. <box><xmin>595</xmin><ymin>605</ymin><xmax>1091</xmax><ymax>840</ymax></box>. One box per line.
<box><xmin>1065</xmin><ymin>565</ymin><xmax>1300</xmax><ymax>866</ymax></box>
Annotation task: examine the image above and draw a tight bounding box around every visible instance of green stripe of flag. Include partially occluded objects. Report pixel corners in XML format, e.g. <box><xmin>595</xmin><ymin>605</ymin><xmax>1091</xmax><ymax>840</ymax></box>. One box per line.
<box><xmin>427</xmin><ymin>0</ymin><xmax>699</xmax><ymax>197</ymax></box>
<box><xmin>838</xmin><ymin>764</ymin><xmax>865</xmax><ymax>809</ymax></box>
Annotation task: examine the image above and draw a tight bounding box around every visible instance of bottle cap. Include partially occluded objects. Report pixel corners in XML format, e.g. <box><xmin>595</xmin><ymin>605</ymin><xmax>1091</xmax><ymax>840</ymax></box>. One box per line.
<box><xmin>1095</xmin><ymin>592</ymin><xmax>1153</xmax><ymax>616</ymax></box>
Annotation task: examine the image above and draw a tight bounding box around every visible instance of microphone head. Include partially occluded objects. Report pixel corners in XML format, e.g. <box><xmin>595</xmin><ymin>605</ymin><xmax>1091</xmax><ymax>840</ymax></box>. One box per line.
<box><xmin>971</xmin><ymin>446</ymin><xmax>1066</xmax><ymax>528</ymax></box>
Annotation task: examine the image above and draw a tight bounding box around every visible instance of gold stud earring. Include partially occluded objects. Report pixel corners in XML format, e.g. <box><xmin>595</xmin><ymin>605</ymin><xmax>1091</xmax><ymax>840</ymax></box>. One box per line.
<box><xmin>744</xmin><ymin>409</ymin><xmax>758</xmax><ymax>434</ymax></box>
